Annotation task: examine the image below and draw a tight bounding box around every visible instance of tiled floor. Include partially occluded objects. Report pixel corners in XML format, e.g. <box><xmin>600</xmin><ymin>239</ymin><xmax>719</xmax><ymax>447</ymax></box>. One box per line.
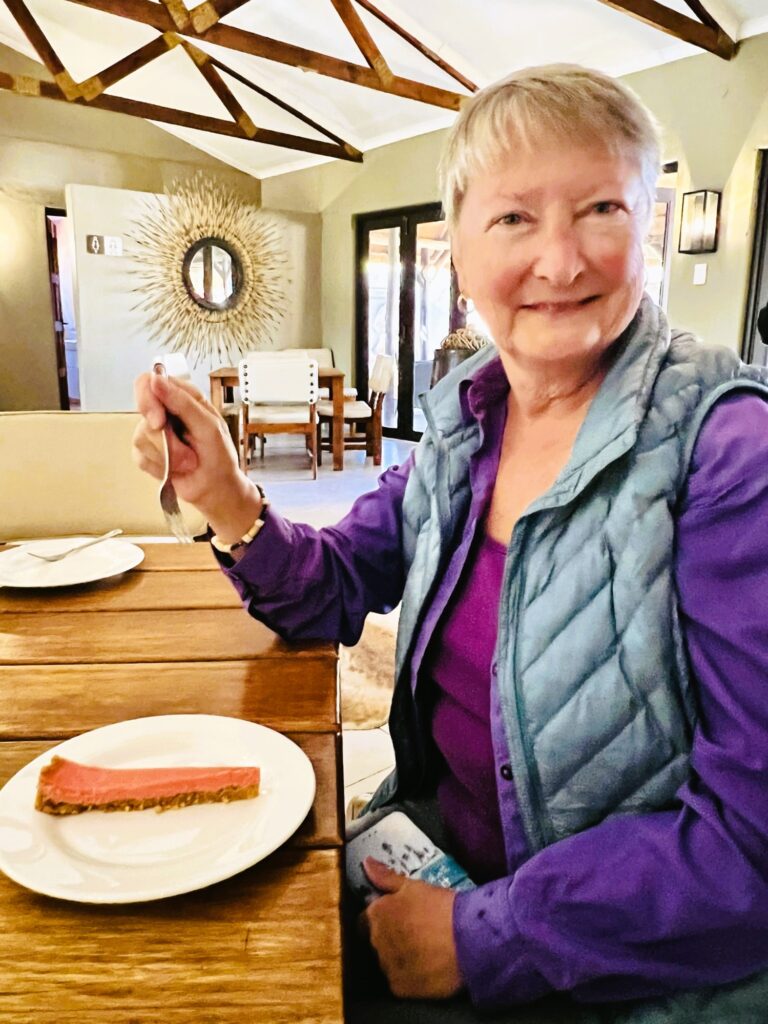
<box><xmin>244</xmin><ymin>436</ymin><xmax>412</xmax><ymax>810</ymax></box>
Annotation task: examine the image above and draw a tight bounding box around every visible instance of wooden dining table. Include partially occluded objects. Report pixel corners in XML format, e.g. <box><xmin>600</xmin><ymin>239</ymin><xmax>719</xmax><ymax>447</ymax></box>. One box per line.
<box><xmin>210</xmin><ymin>365</ymin><xmax>348</xmax><ymax>471</ymax></box>
<box><xmin>0</xmin><ymin>543</ymin><xmax>345</xmax><ymax>1023</ymax></box>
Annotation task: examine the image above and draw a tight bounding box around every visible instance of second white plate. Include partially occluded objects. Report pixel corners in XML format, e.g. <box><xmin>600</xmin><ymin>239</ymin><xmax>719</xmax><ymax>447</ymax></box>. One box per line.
<box><xmin>0</xmin><ymin>715</ymin><xmax>316</xmax><ymax>903</ymax></box>
<box><xmin>0</xmin><ymin>538</ymin><xmax>144</xmax><ymax>588</ymax></box>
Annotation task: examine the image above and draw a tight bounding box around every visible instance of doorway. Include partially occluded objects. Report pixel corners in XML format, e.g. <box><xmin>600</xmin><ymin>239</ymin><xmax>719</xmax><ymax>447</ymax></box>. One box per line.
<box><xmin>45</xmin><ymin>208</ymin><xmax>80</xmax><ymax>410</ymax></box>
<box><xmin>355</xmin><ymin>203</ymin><xmax>461</xmax><ymax>440</ymax></box>
<box><xmin>743</xmin><ymin>150</ymin><xmax>768</xmax><ymax>366</ymax></box>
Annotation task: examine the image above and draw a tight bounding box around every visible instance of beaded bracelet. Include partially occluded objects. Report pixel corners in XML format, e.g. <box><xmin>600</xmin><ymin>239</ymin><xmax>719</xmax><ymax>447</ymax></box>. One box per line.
<box><xmin>210</xmin><ymin>484</ymin><xmax>269</xmax><ymax>554</ymax></box>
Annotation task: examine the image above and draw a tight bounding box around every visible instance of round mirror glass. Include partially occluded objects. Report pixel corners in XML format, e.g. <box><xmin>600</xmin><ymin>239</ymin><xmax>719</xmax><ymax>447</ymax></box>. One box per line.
<box><xmin>182</xmin><ymin>237</ymin><xmax>242</xmax><ymax>311</ymax></box>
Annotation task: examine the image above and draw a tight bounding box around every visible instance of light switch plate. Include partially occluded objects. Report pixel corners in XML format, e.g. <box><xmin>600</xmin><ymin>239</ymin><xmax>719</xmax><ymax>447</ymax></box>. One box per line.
<box><xmin>693</xmin><ymin>263</ymin><xmax>707</xmax><ymax>285</ymax></box>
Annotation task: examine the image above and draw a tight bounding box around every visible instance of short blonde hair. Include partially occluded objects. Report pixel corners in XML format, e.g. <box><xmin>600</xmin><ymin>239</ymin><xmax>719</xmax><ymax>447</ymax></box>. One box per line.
<box><xmin>439</xmin><ymin>64</ymin><xmax>661</xmax><ymax>229</ymax></box>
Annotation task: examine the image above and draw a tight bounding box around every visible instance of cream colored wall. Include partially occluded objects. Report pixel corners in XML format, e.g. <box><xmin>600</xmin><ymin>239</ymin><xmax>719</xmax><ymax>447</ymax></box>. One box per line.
<box><xmin>66</xmin><ymin>184</ymin><xmax>320</xmax><ymax>410</ymax></box>
<box><xmin>0</xmin><ymin>42</ymin><xmax>261</xmax><ymax>411</ymax></box>
<box><xmin>262</xmin><ymin>33</ymin><xmax>768</xmax><ymax>378</ymax></box>
<box><xmin>625</xmin><ymin>34</ymin><xmax>768</xmax><ymax>352</ymax></box>
<box><xmin>0</xmin><ymin>199</ymin><xmax>59</xmax><ymax>410</ymax></box>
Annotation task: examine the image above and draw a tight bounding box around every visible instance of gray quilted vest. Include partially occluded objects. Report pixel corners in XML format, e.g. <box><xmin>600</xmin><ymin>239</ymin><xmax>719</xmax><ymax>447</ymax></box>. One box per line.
<box><xmin>369</xmin><ymin>297</ymin><xmax>768</xmax><ymax>861</ymax></box>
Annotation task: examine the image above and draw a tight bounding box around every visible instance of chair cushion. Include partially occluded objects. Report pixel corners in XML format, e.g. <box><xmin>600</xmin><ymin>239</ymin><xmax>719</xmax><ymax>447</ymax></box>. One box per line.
<box><xmin>247</xmin><ymin>404</ymin><xmax>312</xmax><ymax>424</ymax></box>
<box><xmin>317</xmin><ymin>400</ymin><xmax>372</xmax><ymax>420</ymax></box>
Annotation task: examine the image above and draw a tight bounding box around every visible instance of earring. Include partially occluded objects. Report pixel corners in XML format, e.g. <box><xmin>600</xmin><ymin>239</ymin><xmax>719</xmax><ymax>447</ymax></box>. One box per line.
<box><xmin>457</xmin><ymin>293</ymin><xmax>469</xmax><ymax>314</ymax></box>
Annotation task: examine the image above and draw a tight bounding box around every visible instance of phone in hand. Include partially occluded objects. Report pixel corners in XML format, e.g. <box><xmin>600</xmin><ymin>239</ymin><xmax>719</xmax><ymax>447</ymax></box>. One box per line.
<box><xmin>345</xmin><ymin>810</ymin><xmax>475</xmax><ymax>905</ymax></box>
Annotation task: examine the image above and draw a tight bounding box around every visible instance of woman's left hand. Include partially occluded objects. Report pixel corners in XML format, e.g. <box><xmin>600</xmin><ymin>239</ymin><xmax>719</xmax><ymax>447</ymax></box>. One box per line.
<box><xmin>363</xmin><ymin>857</ymin><xmax>463</xmax><ymax>999</ymax></box>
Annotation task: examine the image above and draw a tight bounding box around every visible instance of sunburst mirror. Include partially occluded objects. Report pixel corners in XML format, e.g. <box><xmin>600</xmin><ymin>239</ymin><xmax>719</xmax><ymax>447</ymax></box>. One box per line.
<box><xmin>130</xmin><ymin>173</ymin><xmax>287</xmax><ymax>365</ymax></box>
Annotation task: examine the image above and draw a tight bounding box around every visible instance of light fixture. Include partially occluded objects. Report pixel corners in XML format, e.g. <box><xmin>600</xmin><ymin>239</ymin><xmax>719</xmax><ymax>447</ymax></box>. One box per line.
<box><xmin>678</xmin><ymin>189</ymin><xmax>721</xmax><ymax>254</ymax></box>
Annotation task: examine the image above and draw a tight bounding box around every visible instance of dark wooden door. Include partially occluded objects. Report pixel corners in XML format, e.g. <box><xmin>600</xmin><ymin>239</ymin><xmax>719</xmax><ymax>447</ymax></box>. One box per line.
<box><xmin>45</xmin><ymin>209</ymin><xmax>70</xmax><ymax>410</ymax></box>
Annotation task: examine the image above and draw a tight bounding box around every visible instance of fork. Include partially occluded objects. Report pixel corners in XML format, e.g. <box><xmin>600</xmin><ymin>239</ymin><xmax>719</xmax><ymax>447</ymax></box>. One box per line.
<box><xmin>26</xmin><ymin>529</ymin><xmax>124</xmax><ymax>562</ymax></box>
<box><xmin>153</xmin><ymin>363</ymin><xmax>193</xmax><ymax>544</ymax></box>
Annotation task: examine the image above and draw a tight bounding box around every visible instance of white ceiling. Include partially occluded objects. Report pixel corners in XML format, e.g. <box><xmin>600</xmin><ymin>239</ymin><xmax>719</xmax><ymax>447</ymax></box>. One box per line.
<box><xmin>1</xmin><ymin>0</ymin><xmax>767</xmax><ymax>178</ymax></box>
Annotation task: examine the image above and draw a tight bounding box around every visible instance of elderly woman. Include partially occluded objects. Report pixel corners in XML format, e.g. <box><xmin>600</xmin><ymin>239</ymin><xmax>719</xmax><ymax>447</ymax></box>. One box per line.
<box><xmin>134</xmin><ymin>66</ymin><xmax>768</xmax><ymax>1022</ymax></box>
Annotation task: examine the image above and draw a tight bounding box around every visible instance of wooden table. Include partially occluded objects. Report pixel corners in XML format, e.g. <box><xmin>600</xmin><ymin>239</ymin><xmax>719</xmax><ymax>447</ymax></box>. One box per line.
<box><xmin>0</xmin><ymin>544</ymin><xmax>344</xmax><ymax>1024</ymax></box>
<box><xmin>210</xmin><ymin>365</ymin><xmax>347</xmax><ymax>472</ymax></box>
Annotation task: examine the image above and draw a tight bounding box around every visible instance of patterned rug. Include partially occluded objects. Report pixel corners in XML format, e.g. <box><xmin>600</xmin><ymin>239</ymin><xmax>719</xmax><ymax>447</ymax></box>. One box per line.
<box><xmin>340</xmin><ymin>611</ymin><xmax>398</xmax><ymax>730</ymax></box>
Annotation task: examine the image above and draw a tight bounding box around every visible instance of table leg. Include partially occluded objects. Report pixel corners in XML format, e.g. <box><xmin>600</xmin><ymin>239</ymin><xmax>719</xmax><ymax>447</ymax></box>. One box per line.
<box><xmin>331</xmin><ymin>377</ymin><xmax>344</xmax><ymax>471</ymax></box>
<box><xmin>210</xmin><ymin>376</ymin><xmax>224</xmax><ymax>415</ymax></box>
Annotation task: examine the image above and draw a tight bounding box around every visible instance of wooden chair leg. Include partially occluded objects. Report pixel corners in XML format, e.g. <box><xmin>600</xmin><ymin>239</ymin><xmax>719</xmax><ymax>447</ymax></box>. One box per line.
<box><xmin>373</xmin><ymin>411</ymin><xmax>382</xmax><ymax>466</ymax></box>
<box><xmin>316</xmin><ymin>421</ymin><xmax>323</xmax><ymax>467</ymax></box>
<box><xmin>309</xmin><ymin>411</ymin><xmax>317</xmax><ymax>479</ymax></box>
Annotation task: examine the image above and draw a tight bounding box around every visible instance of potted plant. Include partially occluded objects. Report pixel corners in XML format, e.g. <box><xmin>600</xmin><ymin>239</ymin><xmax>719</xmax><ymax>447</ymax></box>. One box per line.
<box><xmin>430</xmin><ymin>326</ymin><xmax>490</xmax><ymax>386</ymax></box>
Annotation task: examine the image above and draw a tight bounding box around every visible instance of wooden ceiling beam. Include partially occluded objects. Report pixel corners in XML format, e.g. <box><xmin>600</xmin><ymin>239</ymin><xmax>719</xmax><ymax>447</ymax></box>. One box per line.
<box><xmin>682</xmin><ymin>0</ymin><xmax>721</xmax><ymax>31</ymax></box>
<box><xmin>189</xmin><ymin>0</ymin><xmax>252</xmax><ymax>34</ymax></box>
<box><xmin>78</xmin><ymin>33</ymin><xmax>179</xmax><ymax>101</ymax></box>
<box><xmin>352</xmin><ymin>0</ymin><xmax>478</xmax><ymax>93</ymax></box>
<box><xmin>208</xmin><ymin>54</ymin><xmax>361</xmax><ymax>154</ymax></box>
<box><xmin>64</xmin><ymin>0</ymin><xmax>467</xmax><ymax>109</ymax></box>
<box><xmin>595</xmin><ymin>0</ymin><xmax>736</xmax><ymax>58</ymax></box>
<box><xmin>0</xmin><ymin>69</ymin><xmax>364</xmax><ymax>160</ymax></box>
<box><xmin>328</xmin><ymin>0</ymin><xmax>393</xmax><ymax>85</ymax></box>
<box><xmin>180</xmin><ymin>37</ymin><xmax>259</xmax><ymax>138</ymax></box>
<box><xmin>3</xmin><ymin>0</ymin><xmax>80</xmax><ymax>98</ymax></box>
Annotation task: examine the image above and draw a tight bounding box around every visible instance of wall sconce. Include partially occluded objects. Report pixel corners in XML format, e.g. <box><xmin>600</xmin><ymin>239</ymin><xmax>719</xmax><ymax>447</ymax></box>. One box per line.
<box><xmin>678</xmin><ymin>189</ymin><xmax>721</xmax><ymax>254</ymax></box>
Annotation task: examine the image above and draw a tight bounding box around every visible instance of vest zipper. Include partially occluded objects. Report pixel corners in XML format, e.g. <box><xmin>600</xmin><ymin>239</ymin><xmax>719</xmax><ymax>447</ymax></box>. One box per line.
<box><xmin>497</xmin><ymin>516</ymin><xmax>550</xmax><ymax>854</ymax></box>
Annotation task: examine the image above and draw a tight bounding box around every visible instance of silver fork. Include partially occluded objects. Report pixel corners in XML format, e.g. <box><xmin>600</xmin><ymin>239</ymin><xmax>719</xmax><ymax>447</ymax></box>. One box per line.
<box><xmin>153</xmin><ymin>363</ymin><xmax>193</xmax><ymax>544</ymax></box>
<box><xmin>26</xmin><ymin>529</ymin><xmax>124</xmax><ymax>562</ymax></box>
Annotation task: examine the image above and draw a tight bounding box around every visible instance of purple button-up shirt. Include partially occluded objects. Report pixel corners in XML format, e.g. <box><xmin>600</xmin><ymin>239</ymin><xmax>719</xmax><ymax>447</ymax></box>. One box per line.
<box><xmin>219</xmin><ymin>358</ymin><xmax>768</xmax><ymax>1009</ymax></box>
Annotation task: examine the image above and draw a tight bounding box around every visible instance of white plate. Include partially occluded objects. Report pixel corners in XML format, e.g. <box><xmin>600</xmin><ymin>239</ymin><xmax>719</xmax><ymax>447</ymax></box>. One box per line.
<box><xmin>0</xmin><ymin>538</ymin><xmax>144</xmax><ymax>588</ymax></box>
<box><xmin>0</xmin><ymin>715</ymin><xmax>316</xmax><ymax>903</ymax></box>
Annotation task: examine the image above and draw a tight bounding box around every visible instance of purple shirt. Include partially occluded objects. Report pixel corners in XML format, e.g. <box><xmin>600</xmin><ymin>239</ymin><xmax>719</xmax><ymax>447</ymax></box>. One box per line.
<box><xmin>218</xmin><ymin>359</ymin><xmax>768</xmax><ymax>1008</ymax></box>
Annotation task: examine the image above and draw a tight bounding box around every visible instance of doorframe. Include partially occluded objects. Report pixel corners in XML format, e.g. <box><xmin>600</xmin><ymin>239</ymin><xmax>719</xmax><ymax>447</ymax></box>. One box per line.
<box><xmin>44</xmin><ymin>206</ymin><xmax>70</xmax><ymax>410</ymax></box>
<box><xmin>355</xmin><ymin>201</ymin><xmax>458</xmax><ymax>441</ymax></box>
<box><xmin>742</xmin><ymin>149</ymin><xmax>768</xmax><ymax>363</ymax></box>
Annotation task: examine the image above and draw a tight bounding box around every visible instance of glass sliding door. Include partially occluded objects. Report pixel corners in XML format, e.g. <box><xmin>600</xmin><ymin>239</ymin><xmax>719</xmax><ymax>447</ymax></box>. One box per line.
<box><xmin>412</xmin><ymin>219</ymin><xmax>452</xmax><ymax>432</ymax></box>
<box><xmin>356</xmin><ymin>203</ymin><xmax>460</xmax><ymax>440</ymax></box>
<box><xmin>364</xmin><ymin>222</ymin><xmax>402</xmax><ymax>430</ymax></box>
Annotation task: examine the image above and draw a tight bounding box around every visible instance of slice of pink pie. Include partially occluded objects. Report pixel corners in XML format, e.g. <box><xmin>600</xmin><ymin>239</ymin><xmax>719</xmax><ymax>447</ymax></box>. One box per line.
<box><xmin>35</xmin><ymin>755</ymin><xmax>261</xmax><ymax>815</ymax></box>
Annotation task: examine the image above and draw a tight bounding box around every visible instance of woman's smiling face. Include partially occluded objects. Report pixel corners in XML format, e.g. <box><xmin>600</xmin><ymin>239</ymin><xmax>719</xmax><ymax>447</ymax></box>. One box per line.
<box><xmin>452</xmin><ymin>142</ymin><xmax>649</xmax><ymax>372</ymax></box>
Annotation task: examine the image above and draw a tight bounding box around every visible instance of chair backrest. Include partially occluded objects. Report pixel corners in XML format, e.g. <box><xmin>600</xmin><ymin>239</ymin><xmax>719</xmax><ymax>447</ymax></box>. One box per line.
<box><xmin>239</xmin><ymin>356</ymin><xmax>319</xmax><ymax>405</ymax></box>
<box><xmin>284</xmin><ymin>347</ymin><xmax>334</xmax><ymax>368</ymax></box>
<box><xmin>369</xmin><ymin>354</ymin><xmax>395</xmax><ymax>396</ymax></box>
<box><xmin>246</xmin><ymin>347</ymin><xmax>334</xmax><ymax>369</ymax></box>
<box><xmin>0</xmin><ymin>411</ymin><xmax>207</xmax><ymax>541</ymax></box>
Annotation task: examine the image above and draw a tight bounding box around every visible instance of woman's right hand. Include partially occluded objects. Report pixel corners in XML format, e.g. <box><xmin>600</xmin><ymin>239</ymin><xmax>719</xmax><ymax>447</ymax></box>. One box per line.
<box><xmin>132</xmin><ymin>373</ymin><xmax>262</xmax><ymax>539</ymax></box>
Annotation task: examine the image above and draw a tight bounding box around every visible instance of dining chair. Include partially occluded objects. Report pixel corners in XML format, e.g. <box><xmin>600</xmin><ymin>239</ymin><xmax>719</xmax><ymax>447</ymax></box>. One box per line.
<box><xmin>238</xmin><ymin>355</ymin><xmax>319</xmax><ymax>478</ymax></box>
<box><xmin>261</xmin><ymin>347</ymin><xmax>357</xmax><ymax>401</ymax></box>
<box><xmin>316</xmin><ymin>354</ymin><xmax>394</xmax><ymax>467</ymax></box>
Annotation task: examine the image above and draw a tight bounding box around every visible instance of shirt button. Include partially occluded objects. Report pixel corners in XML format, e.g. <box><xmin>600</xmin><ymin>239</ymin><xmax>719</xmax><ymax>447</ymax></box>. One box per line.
<box><xmin>500</xmin><ymin>763</ymin><xmax>513</xmax><ymax>781</ymax></box>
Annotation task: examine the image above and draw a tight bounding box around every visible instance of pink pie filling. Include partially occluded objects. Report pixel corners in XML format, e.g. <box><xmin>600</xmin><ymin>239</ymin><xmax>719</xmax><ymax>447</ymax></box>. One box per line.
<box><xmin>36</xmin><ymin>755</ymin><xmax>261</xmax><ymax>812</ymax></box>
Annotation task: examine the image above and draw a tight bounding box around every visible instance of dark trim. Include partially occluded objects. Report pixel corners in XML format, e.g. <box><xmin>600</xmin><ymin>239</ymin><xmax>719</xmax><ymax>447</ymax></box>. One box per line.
<box><xmin>44</xmin><ymin>207</ymin><xmax>70</xmax><ymax>411</ymax></box>
<box><xmin>742</xmin><ymin>150</ymin><xmax>768</xmax><ymax>362</ymax></box>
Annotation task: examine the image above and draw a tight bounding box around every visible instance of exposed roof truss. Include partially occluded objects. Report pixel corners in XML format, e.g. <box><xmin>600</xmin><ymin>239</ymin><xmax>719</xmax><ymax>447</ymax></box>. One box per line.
<box><xmin>595</xmin><ymin>0</ymin><xmax>737</xmax><ymax>58</ymax></box>
<box><xmin>0</xmin><ymin>0</ymin><xmax>739</xmax><ymax>167</ymax></box>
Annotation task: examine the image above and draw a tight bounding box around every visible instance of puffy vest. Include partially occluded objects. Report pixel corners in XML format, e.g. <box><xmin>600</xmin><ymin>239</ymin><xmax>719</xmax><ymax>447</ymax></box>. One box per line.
<box><xmin>369</xmin><ymin>297</ymin><xmax>768</xmax><ymax>862</ymax></box>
